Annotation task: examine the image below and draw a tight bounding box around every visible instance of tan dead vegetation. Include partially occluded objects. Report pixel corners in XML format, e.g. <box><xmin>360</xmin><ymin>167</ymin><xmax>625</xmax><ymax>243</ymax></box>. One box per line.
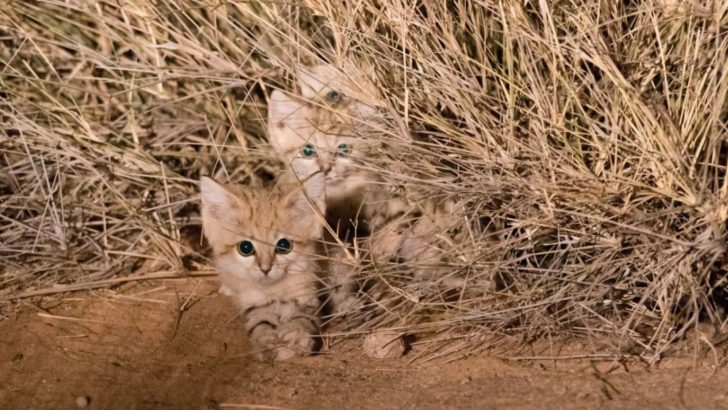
<box><xmin>1</xmin><ymin>0</ymin><xmax>727</xmax><ymax>362</ymax></box>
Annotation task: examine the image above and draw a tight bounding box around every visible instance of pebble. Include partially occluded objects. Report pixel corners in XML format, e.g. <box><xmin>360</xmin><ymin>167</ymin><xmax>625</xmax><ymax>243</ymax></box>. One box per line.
<box><xmin>363</xmin><ymin>330</ymin><xmax>407</xmax><ymax>359</ymax></box>
<box><xmin>75</xmin><ymin>395</ymin><xmax>91</xmax><ymax>409</ymax></box>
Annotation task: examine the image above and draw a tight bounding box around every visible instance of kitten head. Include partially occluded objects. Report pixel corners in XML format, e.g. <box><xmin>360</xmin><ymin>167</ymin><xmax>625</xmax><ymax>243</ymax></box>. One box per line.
<box><xmin>298</xmin><ymin>64</ymin><xmax>381</xmax><ymax>120</ymax></box>
<box><xmin>200</xmin><ymin>174</ymin><xmax>325</xmax><ymax>284</ymax></box>
<box><xmin>268</xmin><ymin>90</ymin><xmax>378</xmax><ymax>202</ymax></box>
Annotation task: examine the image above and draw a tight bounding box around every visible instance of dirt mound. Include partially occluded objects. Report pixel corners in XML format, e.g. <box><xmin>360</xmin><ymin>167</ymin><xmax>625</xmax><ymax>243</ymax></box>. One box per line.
<box><xmin>1</xmin><ymin>279</ymin><xmax>726</xmax><ymax>409</ymax></box>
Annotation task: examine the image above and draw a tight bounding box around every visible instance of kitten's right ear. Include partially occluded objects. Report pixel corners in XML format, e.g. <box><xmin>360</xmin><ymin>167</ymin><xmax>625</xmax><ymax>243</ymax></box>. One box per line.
<box><xmin>268</xmin><ymin>90</ymin><xmax>309</xmax><ymax>154</ymax></box>
<box><xmin>300</xmin><ymin>171</ymin><xmax>326</xmax><ymax>215</ymax></box>
<box><xmin>285</xmin><ymin>172</ymin><xmax>326</xmax><ymax>239</ymax></box>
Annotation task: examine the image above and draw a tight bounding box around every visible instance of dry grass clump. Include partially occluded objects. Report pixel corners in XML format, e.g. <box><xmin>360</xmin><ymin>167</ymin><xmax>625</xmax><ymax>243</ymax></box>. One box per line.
<box><xmin>2</xmin><ymin>1</ymin><xmax>727</xmax><ymax>361</ymax></box>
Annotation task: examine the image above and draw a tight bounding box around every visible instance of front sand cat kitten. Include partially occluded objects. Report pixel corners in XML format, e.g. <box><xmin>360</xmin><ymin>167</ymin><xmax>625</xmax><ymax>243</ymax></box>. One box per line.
<box><xmin>200</xmin><ymin>174</ymin><xmax>326</xmax><ymax>361</ymax></box>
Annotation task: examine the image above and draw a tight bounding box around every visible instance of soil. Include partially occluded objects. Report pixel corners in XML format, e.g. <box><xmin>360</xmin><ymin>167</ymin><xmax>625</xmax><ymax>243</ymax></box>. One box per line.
<box><xmin>2</xmin><ymin>279</ymin><xmax>727</xmax><ymax>410</ymax></box>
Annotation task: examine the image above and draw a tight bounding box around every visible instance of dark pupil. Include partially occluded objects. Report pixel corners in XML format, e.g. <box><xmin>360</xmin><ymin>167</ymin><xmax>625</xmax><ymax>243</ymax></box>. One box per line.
<box><xmin>275</xmin><ymin>238</ymin><xmax>291</xmax><ymax>253</ymax></box>
<box><xmin>238</xmin><ymin>241</ymin><xmax>254</xmax><ymax>256</ymax></box>
<box><xmin>326</xmin><ymin>90</ymin><xmax>342</xmax><ymax>104</ymax></box>
<box><xmin>302</xmin><ymin>144</ymin><xmax>315</xmax><ymax>157</ymax></box>
<box><xmin>337</xmin><ymin>144</ymin><xmax>350</xmax><ymax>155</ymax></box>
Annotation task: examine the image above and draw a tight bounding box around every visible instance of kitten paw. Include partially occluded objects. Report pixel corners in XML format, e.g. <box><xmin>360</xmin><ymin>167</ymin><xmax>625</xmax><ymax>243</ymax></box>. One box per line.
<box><xmin>251</xmin><ymin>321</ymin><xmax>316</xmax><ymax>362</ymax></box>
<box><xmin>278</xmin><ymin>321</ymin><xmax>317</xmax><ymax>356</ymax></box>
<box><xmin>218</xmin><ymin>284</ymin><xmax>234</xmax><ymax>297</ymax></box>
<box><xmin>271</xmin><ymin>346</ymin><xmax>299</xmax><ymax>361</ymax></box>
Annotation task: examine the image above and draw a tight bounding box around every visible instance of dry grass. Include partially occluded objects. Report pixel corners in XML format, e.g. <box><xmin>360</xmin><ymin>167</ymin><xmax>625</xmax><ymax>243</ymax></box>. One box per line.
<box><xmin>2</xmin><ymin>0</ymin><xmax>727</xmax><ymax>361</ymax></box>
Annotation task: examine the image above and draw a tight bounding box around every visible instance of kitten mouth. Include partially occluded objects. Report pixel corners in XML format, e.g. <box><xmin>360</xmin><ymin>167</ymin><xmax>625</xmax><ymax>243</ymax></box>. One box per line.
<box><xmin>258</xmin><ymin>276</ymin><xmax>278</xmax><ymax>284</ymax></box>
<box><xmin>259</xmin><ymin>271</ymin><xmax>284</xmax><ymax>283</ymax></box>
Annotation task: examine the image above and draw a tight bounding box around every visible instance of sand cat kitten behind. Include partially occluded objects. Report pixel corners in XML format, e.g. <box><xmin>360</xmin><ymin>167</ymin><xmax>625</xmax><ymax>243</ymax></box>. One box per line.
<box><xmin>292</xmin><ymin>66</ymin><xmax>471</xmax><ymax>286</ymax></box>
<box><xmin>268</xmin><ymin>65</ymin><xmax>471</xmax><ymax>312</ymax></box>
<box><xmin>268</xmin><ymin>87</ymin><xmax>404</xmax><ymax>312</ymax></box>
<box><xmin>267</xmin><ymin>86</ymin><xmax>382</xmax><ymax>205</ymax></box>
<box><xmin>200</xmin><ymin>173</ymin><xmax>326</xmax><ymax>361</ymax></box>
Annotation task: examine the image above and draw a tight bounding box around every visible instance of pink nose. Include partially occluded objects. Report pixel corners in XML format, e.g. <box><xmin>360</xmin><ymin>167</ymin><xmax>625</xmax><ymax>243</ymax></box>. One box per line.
<box><xmin>321</xmin><ymin>163</ymin><xmax>332</xmax><ymax>175</ymax></box>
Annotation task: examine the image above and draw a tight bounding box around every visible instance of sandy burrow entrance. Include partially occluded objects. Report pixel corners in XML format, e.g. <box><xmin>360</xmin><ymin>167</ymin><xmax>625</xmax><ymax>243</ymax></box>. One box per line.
<box><xmin>1</xmin><ymin>279</ymin><xmax>727</xmax><ymax>410</ymax></box>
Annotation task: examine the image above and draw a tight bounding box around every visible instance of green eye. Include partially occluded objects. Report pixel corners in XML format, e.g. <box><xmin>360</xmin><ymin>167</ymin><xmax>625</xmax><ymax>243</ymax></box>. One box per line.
<box><xmin>237</xmin><ymin>240</ymin><xmax>255</xmax><ymax>257</ymax></box>
<box><xmin>325</xmin><ymin>90</ymin><xmax>343</xmax><ymax>105</ymax></box>
<box><xmin>336</xmin><ymin>143</ymin><xmax>350</xmax><ymax>157</ymax></box>
<box><xmin>301</xmin><ymin>143</ymin><xmax>316</xmax><ymax>158</ymax></box>
<box><xmin>275</xmin><ymin>238</ymin><xmax>293</xmax><ymax>254</ymax></box>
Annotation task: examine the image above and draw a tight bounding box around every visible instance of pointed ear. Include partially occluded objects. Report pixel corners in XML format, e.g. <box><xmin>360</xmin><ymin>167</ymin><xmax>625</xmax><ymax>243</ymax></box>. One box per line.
<box><xmin>268</xmin><ymin>90</ymin><xmax>304</xmax><ymax>125</ymax></box>
<box><xmin>268</xmin><ymin>90</ymin><xmax>310</xmax><ymax>154</ymax></box>
<box><xmin>200</xmin><ymin>177</ymin><xmax>236</xmax><ymax>220</ymax></box>
<box><xmin>284</xmin><ymin>172</ymin><xmax>326</xmax><ymax>239</ymax></box>
<box><xmin>200</xmin><ymin>177</ymin><xmax>244</xmax><ymax>252</ymax></box>
<box><xmin>298</xmin><ymin>65</ymin><xmax>339</xmax><ymax>99</ymax></box>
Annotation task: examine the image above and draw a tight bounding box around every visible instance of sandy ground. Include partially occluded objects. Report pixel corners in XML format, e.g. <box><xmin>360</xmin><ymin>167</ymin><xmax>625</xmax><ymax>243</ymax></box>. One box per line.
<box><xmin>2</xmin><ymin>279</ymin><xmax>728</xmax><ymax>410</ymax></box>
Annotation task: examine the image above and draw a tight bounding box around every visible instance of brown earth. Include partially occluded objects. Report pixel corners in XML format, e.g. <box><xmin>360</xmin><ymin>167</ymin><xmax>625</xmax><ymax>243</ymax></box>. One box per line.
<box><xmin>1</xmin><ymin>279</ymin><xmax>727</xmax><ymax>410</ymax></box>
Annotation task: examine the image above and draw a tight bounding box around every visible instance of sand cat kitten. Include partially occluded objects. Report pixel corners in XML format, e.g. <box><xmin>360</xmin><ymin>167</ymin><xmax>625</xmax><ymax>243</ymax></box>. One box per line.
<box><xmin>293</xmin><ymin>66</ymin><xmax>471</xmax><ymax>282</ymax></box>
<box><xmin>267</xmin><ymin>89</ymin><xmax>370</xmax><ymax>311</ymax></box>
<box><xmin>270</xmin><ymin>66</ymin><xmax>405</xmax><ymax>229</ymax></box>
<box><xmin>267</xmin><ymin>88</ymin><xmax>382</xmax><ymax>205</ymax></box>
<box><xmin>268</xmin><ymin>65</ymin><xmax>467</xmax><ymax>310</ymax></box>
<box><xmin>200</xmin><ymin>173</ymin><xmax>326</xmax><ymax>361</ymax></box>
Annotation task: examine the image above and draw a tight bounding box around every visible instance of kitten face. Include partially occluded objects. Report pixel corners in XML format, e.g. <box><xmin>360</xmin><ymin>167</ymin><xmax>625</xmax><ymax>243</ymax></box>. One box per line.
<box><xmin>268</xmin><ymin>90</ymin><xmax>378</xmax><ymax>202</ymax></box>
<box><xmin>200</xmin><ymin>175</ymin><xmax>325</xmax><ymax>284</ymax></box>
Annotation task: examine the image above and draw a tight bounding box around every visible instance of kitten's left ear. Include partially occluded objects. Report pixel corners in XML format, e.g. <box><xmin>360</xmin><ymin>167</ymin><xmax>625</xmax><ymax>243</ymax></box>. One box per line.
<box><xmin>285</xmin><ymin>172</ymin><xmax>326</xmax><ymax>238</ymax></box>
<box><xmin>300</xmin><ymin>171</ymin><xmax>326</xmax><ymax>215</ymax></box>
